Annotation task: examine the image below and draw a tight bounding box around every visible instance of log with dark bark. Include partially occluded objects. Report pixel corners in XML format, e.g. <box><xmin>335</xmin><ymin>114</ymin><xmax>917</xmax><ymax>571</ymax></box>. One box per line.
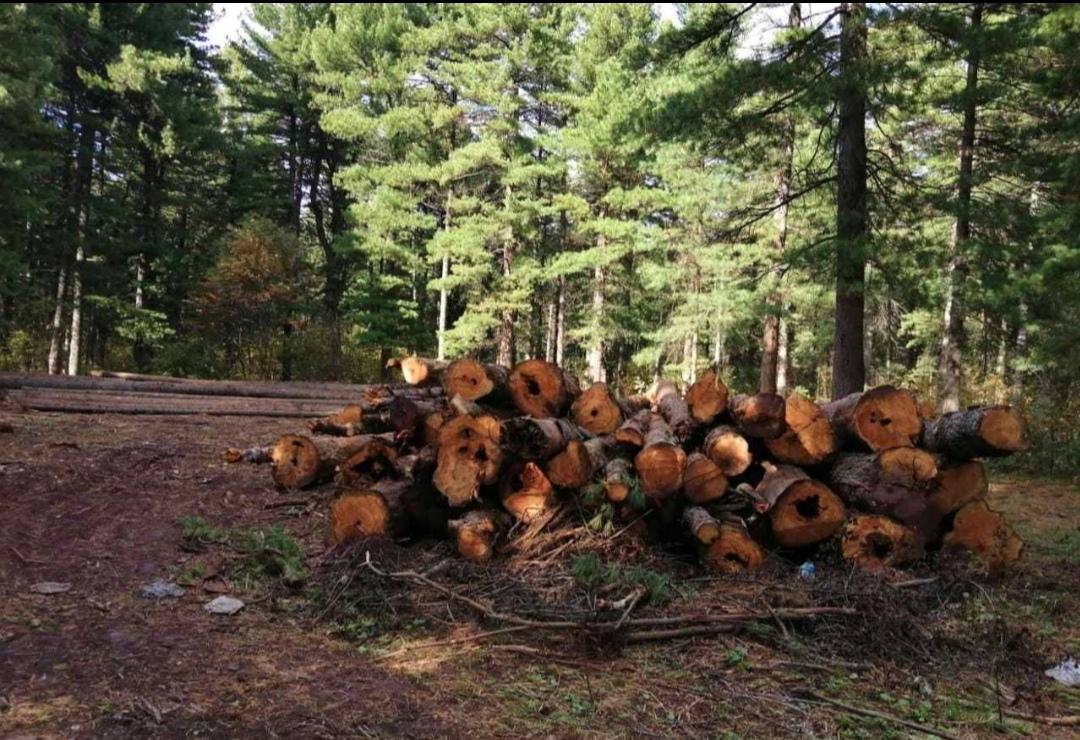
<box><xmin>507</xmin><ymin>359</ymin><xmax>579</xmax><ymax>418</ymax></box>
<box><xmin>649</xmin><ymin>379</ymin><xmax>696</xmax><ymax>442</ymax></box>
<box><xmin>307</xmin><ymin>404</ymin><xmax>364</xmax><ymax>435</ymax></box>
<box><xmin>603</xmin><ymin>457</ymin><xmax>634</xmax><ymax>503</ymax></box>
<box><xmin>942</xmin><ymin>500</ymin><xmax>1023</xmax><ymax>573</ymax></box>
<box><xmin>841</xmin><ymin>514</ymin><xmax>919</xmax><ymax>571</ymax></box>
<box><xmin>702</xmin><ymin>520</ymin><xmax>766</xmax><ymax>573</ymax></box>
<box><xmin>502</xmin><ymin>417</ymin><xmax>583</xmax><ymax>461</ymax></box>
<box><xmin>729</xmin><ymin>393</ymin><xmax>786</xmax><ymax>439</ymax></box>
<box><xmin>683</xmin><ymin>452</ymin><xmax>728</xmax><ymax>505</ymax></box>
<box><xmin>753</xmin><ymin>462</ymin><xmax>846</xmax><ymax>548</ymax></box>
<box><xmin>922</xmin><ymin>406</ymin><xmax>1026</xmax><ymax>459</ymax></box>
<box><xmin>683</xmin><ymin>506</ymin><xmax>721</xmax><ymax>544</ymax></box>
<box><xmin>448</xmin><ymin>510</ymin><xmax>512</xmax><ymax>562</ymax></box>
<box><xmin>928</xmin><ymin>460</ymin><xmax>987</xmax><ymax>516</ymax></box>
<box><xmin>11</xmin><ymin>389</ymin><xmax>354</xmax><ymax>419</ymax></box>
<box><xmin>614</xmin><ymin>409</ymin><xmax>652</xmax><ymax>449</ymax></box>
<box><xmin>443</xmin><ymin>359</ymin><xmax>511</xmax><ymax>404</ymax></box>
<box><xmin>498</xmin><ymin>461</ymin><xmax>555</xmax><ymax>522</ymax></box>
<box><xmin>221</xmin><ymin>445</ymin><xmax>273</xmax><ymax>464</ymax></box>
<box><xmin>823</xmin><ymin>386</ymin><xmax>922</xmax><ymax>451</ymax></box>
<box><xmin>825</xmin><ymin>448</ymin><xmax>937</xmax><ymax>527</ymax></box>
<box><xmin>392</xmin><ymin>356</ymin><xmax>449</xmax><ymax>386</ymax></box>
<box><xmin>546</xmin><ymin>436</ymin><xmax>610</xmax><ymax>489</ymax></box>
<box><xmin>684</xmin><ymin>370</ymin><xmax>729</xmax><ymax>424</ymax></box>
<box><xmin>329</xmin><ymin>479</ymin><xmax>414</xmax><ymax>543</ymax></box>
<box><xmin>270</xmin><ymin>433</ymin><xmax>395</xmax><ymax>489</ymax></box>
<box><xmin>633</xmin><ymin>414</ymin><xmax>686</xmax><ymax>501</ymax></box>
<box><xmin>571</xmin><ymin>383</ymin><xmax>623</xmax><ymax>435</ymax></box>
<box><xmin>702</xmin><ymin>425</ymin><xmax>752</xmax><ymax>477</ymax></box>
<box><xmin>764</xmin><ymin>393</ymin><xmax>837</xmax><ymax>465</ymax></box>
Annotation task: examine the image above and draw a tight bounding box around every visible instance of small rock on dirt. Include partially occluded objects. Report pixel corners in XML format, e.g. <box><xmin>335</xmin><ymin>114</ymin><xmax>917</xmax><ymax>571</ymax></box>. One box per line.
<box><xmin>31</xmin><ymin>581</ymin><xmax>72</xmax><ymax>595</ymax></box>
<box><xmin>204</xmin><ymin>595</ymin><xmax>244</xmax><ymax>615</ymax></box>
<box><xmin>139</xmin><ymin>580</ymin><xmax>186</xmax><ymax>599</ymax></box>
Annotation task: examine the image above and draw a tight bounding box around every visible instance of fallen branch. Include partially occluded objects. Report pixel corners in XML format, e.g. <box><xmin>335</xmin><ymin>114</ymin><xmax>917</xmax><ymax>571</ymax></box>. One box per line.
<box><xmin>1002</xmin><ymin>709</ymin><xmax>1080</xmax><ymax>727</ymax></box>
<box><xmin>797</xmin><ymin>691</ymin><xmax>960</xmax><ymax>740</ymax></box>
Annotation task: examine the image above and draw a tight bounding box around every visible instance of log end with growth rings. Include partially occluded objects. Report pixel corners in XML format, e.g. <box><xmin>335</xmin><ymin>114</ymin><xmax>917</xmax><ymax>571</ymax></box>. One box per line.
<box><xmin>684</xmin><ymin>370</ymin><xmax>729</xmax><ymax>424</ymax></box>
<box><xmin>943</xmin><ymin>500</ymin><xmax>1023</xmax><ymax>573</ymax></box>
<box><xmin>329</xmin><ymin>489</ymin><xmax>391</xmax><ymax>543</ymax></box>
<box><xmin>841</xmin><ymin>515</ymin><xmax>918</xmax><ymax>571</ymax></box>
<box><xmin>508</xmin><ymin>359</ymin><xmax>573</xmax><ymax>418</ymax></box>
<box><xmin>270</xmin><ymin>434</ymin><xmax>320</xmax><ymax>489</ymax></box>
<box><xmin>770</xmin><ymin>481</ymin><xmax>847</xmax><ymax>548</ymax></box>
<box><xmin>571</xmin><ymin>382</ymin><xmax>623</xmax><ymax>435</ymax></box>
<box><xmin>704</xmin><ymin>522</ymin><xmax>766</xmax><ymax>573</ymax></box>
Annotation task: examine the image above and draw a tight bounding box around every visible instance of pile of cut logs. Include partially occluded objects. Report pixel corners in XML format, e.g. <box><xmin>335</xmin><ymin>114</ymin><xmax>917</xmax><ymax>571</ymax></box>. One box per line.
<box><xmin>226</xmin><ymin>357</ymin><xmax>1028</xmax><ymax>574</ymax></box>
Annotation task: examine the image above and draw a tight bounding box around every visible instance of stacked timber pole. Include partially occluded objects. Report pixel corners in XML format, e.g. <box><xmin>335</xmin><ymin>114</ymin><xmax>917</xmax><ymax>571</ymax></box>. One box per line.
<box><xmin>217</xmin><ymin>357</ymin><xmax>1027</xmax><ymax>574</ymax></box>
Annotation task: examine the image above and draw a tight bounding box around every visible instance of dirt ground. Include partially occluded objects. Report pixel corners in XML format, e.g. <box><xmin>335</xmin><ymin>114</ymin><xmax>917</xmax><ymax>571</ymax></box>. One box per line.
<box><xmin>1</xmin><ymin>409</ymin><xmax>1078</xmax><ymax>739</ymax></box>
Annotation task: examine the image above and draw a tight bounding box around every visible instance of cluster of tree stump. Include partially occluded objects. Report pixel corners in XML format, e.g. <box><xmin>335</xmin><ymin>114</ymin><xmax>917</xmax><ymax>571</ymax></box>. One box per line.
<box><xmin>227</xmin><ymin>357</ymin><xmax>1028</xmax><ymax>574</ymax></box>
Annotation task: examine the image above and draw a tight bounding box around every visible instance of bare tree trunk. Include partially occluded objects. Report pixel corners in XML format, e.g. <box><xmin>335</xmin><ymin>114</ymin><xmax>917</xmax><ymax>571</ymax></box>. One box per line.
<box><xmin>437</xmin><ymin>255</ymin><xmax>449</xmax><ymax>361</ymax></box>
<box><xmin>555</xmin><ymin>277</ymin><xmax>565</xmax><ymax>367</ymax></box>
<box><xmin>496</xmin><ymin>187</ymin><xmax>515</xmax><ymax>366</ymax></box>
<box><xmin>587</xmin><ymin>262</ymin><xmax>605</xmax><ymax>383</ymax></box>
<box><xmin>777</xmin><ymin>313</ymin><xmax>789</xmax><ymax>394</ymax></box>
<box><xmin>48</xmin><ymin>266</ymin><xmax>68</xmax><ymax>375</ymax></box>
<box><xmin>544</xmin><ymin>291</ymin><xmax>556</xmax><ymax>362</ymax></box>
<box><xmin>712</xmin><ymin>326</ymin><xmax>725</xmax><ymax>370</ymax></box>
<box><xmin>938</xmin><ymin>5</ymin><xmax>981</xmax><ymax>414</ymax></box>
<box><xmin>831</xmin><ymin>2</ymin><xmax>868</xmax><ymax>400</ymax></box>
<box><xmin>67</xmin><ymin>123</ymin><xmax>97</xmax><ymax>377</ymax></box>
<box><xmin>761</xmin><ymin>3</ymin><xmax>801</xmax><ymax>394</ymax></box>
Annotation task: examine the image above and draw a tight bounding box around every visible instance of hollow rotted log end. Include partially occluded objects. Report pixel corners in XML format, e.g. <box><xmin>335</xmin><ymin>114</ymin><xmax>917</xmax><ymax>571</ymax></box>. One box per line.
<box><xmin>448</xmin><ymin>510</ymin><xmax>511</xmax><ymax>562</ymax></box>
<box><xmin>270</xmin><ymin>434</ymin><xmax>320</xmax><ymax>489</ymax></box>
<box><xmin>499</xmin><ymin>461</ymin><xmax>555</xmax><ymax>522</ymax></box>
<box><xmin>704</xmin><ymin>522</ymin><xmax>765</xmax><ymax>573</ymax></box>
<box><xmin>684</xmin><ymin>370</ymin><xmax>729</xmax><ymax>424</ymax></box>
<box><xmin>943</xmin><ymin>501</ymin><xmax>1023</xmax><ymax>574</ymax></box>
<box><xmin>508</xmin><ymin>359</ymin><xmax>573</xmax><ymax>417</ymax></box>
<box><xmin>769</xmin><ymin>481</ymin><xmax>846</xmax><ymax>548</ymax></box>
<box><xmin>329</xmin><ymin>489</ymin><xmax>392</xmax><ymax>543</ymax></box>
<box><xmin>571</xmin><ymin>383</ymin><xmax>623</xmax><ymax>435</ymax></box>
<box><xmin>841</xmin><ymin>515</ymin><xmax>919</xmax><ymax>571</ymax></box>
<box><xmin>337</xmin><ymin>439</ymin><xmax>399</xmax><ymax>488</ymax></box>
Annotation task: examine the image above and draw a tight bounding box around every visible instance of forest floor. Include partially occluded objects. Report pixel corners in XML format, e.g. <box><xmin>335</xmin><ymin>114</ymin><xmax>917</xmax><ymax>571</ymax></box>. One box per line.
<box><xmin>1</xmin><ymin>409</ymin><xmax>1078</xmax><ymax>739</ymax></box>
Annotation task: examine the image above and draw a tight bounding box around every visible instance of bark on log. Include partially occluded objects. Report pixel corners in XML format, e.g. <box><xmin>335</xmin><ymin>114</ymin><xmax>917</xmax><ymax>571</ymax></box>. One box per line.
<box><xmin>507</xmin><ymin>359</ymin><xmax>579</xmax><ymax>417</ymax></box>
<box><xmin>11</xmin><ymin>389</ymin><xmax>355</xmax><ymax>418</ymax></box>
<box><xmin>270</xmin><ymin>433</ymin><xmax>395</xmax><ymax>489</ymax></box>
<box><xmin>614</xmin><ymin>409</ymin><xmax>652</xmax><ymax>449</ymax></box>
<box><xmin>649</xmin><ymin>379</ymin><xmax>696</xmax><ymax>442</ymax></box>
<box><xmin>393</xmin><ymin>356</ymin><xmax>449</xmax><ymax>386</ymax></box>
<box><xmin>684</xmin><ymin>370</ymin><xmax>729</xmax><ymax>424</ymax></box>
<box><xmin>928</xmin><ymin>460</ymin><xmax>987</xmax><ymax>516</ymax></box>
<box><xmin>729</xmin><ymin>392</ymin><xmax>786</xmax><ymax>439</ymax></box>
<box><xmin>603</xmin><ymin>457</ymin><xmax>634</xmax><ymax>503</ymax></box>
<box><xmin>702</xmin><ymin>425</ymin><xmax>752</xmax><ymax>477</ymax></box>
<box><xmin>825</xmin><ymin>448</ymin><xmax>937</xmax><ymax>527</ymax></box>
<box><xmin>422</xmin><ymin>410</ymin><xmax>447</xmax><ymax>447</ymax></box>
<box><xmin>502</xmin><ymin>417</ymin><xmax>583</xmax><ymax>461</ymax></box>
<box><xmin>571</xmin><ymin>383</ymin><xmax>623</xmax><ymax>435</ymax></box>
<box><xmin>753</xmin><ymin>463</ymin><xmax>846</xmax><ymax>548</ymax></box>
<box><xmin>448</xmin><ymin>510</ymin><xmax>511</xmax><ymax>562</ymax></box>
<box><xmin>329</xmin><ymin>479</ymin><xmax>414</xmax><ymax>543</ymax></box>
<box><xmin>823</xmin><ymin>386</ymin><xmax>922</xmax><ymax>451</ymax></box>
<box><xmin>633</xmin><ymin>414</ymin><xmax>686</xmax><ymax>501</ymax></box>
<box><xmin>443</xmin><ymin>359</ymin><xmax>511</xmax><ymax>404</ymax></box>
<box><xmin>942</xmin><ymin>500</ymin><xmax>1023</xmax><ymax>573</ymax></box>
<box><xmin>702</xmin><ymin>521</ymin><xmax>766</xmax><ymax>573</ymax></box>
<box><xmin>683</xmin><ymin>452</ymin><xmax>728</xmax><ymax>505</ymax></box>
<box><xmin>498</xmin><ymin>461</ymin><xmax>555</xmax><ymax>522</ymax></box>
<box><xmin>221</xmin><ymin>445</ymin><xmax>273</xmax><ymax>464</ymax></box>
<box><xmin>922</xmin><ymin>406</ymin><xmax>1026</xmax><ymax>459</ymax></box>
<box><xmin>841</xmin><ymin>515</ymin><xmax>919</xmax><ymax>571</ymax></box>
<box><xmin>764</xmin><ymin>393</ymin><xmax>837</xmax><ymax>465</ymax></box>
<box><xmin>684</xmin><ymin>506</ymin><xmax>721</xmax><ymax>544</ymax></box>
<box><xmin>546</xmin><ymin>436</ymin><xmax>610</xmax><ymax>489</ymax></box>
<box><xmin>308</xmin><ymin>404</ymin><xmax>364</xmax><ymax>435</ymax></box>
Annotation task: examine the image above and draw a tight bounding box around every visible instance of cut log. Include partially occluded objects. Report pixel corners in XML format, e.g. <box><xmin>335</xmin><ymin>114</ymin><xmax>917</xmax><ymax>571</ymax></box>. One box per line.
<box><xmin>395</xmin><ymin>356</ymin><xmax>449</xmax><ymax>386</ymax></box>
<box><xmin>702</xmin><ymin>425</ymin><xmax>752</xmax><ymax>477</ymax></box>
<box><xmin>684</xmin><ymin>370</ymin><xmax>729</xmax><ymax>424</ymax></box>
<box><xmin>546</xmin><ymin>436</ymin><xmax>610</xmax><ymax>489</ymax></box>
<box><xmin>603</xmin><ymin>457</ymin><xmax>634</xmax><ymax>503</ymax></box>
<box><xmin>683</xmin><ymin>506</ymin><xmax>721</xmax><ymax>544</ymax></box>
<box><xmin>11</xmin><ymin>389</ymin><xmax>358</xmax><ymax>419</ymax></box>
<box><xmin>443</xmin><ymin>359</ymin><xmax>510</xmax><ymax>404</ymax></box>
<box><xmin>928</xmin><ymin>460</ymin><xmax>988</xmax><ymax>516</ymax></box>
<box><xmin>221</xmin><ymin>445</ymin><xmax>272</xmax><ymax>464</ymax></box>
<box><xmin>942</xmin><ymin>500</ymin><xmax>1023</xmax><ymax>573</ymax></box>
<box><xmin>823</xmin><ymin>386</ymin><xmax>922</xmax><ymax>451</ymax></box>
<box><xmin>825</xmin><ymin>448</ymin><xmax>937</xmax><ymax>527</ymax></box>
<box><xmin>571</xmin><ymin>383</ymin><xmax>623</xmax><ymax>435</ymax></box>
<box><xmin>753</xmin><ymin>463</ymin><xmax>846</xmax><ymax>548</ymax></box>
<box><xmin>764</xmin><ymin>393</ymin><xmax>837</xmax><ymax>466</ymax></box>
<box><xmin>729</xmin><ymin>393</ymin><xmax>786</xmax><ymax>439</ymax></box>
<box><xmin>270</xmin><ymin>433</ymin><xmax>394</xmax><ymax>489</ymax></box>
<box><xmin>448</xmin><ymin>510</ymin><xmax>511</xmax><ymax>562</ymax></box>
<box><xmin>841</xmin><ymin>515</ymin><xmax>919</xmax><ymax>571</ymax></box>
<box><xmin>683</xmin><ymin>452</ymin><xmax>728</xmax><ymax>505</ymax></box>
<box><xmin>502</xmin><ymin>417</ymin><xmax>583</xmax><ymax>461</ymax></box>
<box><xmin>422</xmin><ymin>410</ymin><xmax>446</xmax><ymax>446</ymax></box>
<box><xmin>434</xmin><ymin>412</ymin><xmax>503</xmax><ymax>506</ymax></box>
<box><xmin>329</xmin><ymin>479</ymin><xmax>414</xmax><ymax>543</ymax></box>
<box><xmin>371</xmin><ymin>396</ymin><xmax>440</xmax><ymax>435</ymax></box>
<box><xmin>648</xmin><ymin>379</ymin><xmax>696</xmax><ymax>442</ymax></box>
<box><xmin>507</xmin><ymin>359</ymin><xmax>579</xmax><ymax>417</ymax></box>
<box><xmin>336</xmin><ymin>437</ymin><xmax>400</xmax><ymax>488</ymax></box>
<box><xmin>633</xmin><ymin>414</ymin><xmax>686</xmax><ymax>501</ymax></box>
<box><xmin>498</xmin><ymin>461</ymin><xmax>555</xmax><ymax>522</ymax></box>
<box><xmin>922</xmin><ymin>406</ymin><xmax>1026</xmax><ymax>459</ymax></box>
<box><xmin>308</xmin><ymin>404</ymin><xmax>364</xmax><ymax>435</ymax></box>
<box><xmin>703</xmin><ymin>521</ymin><xmax>766</xmax><ymax>573</ymax></box>
<box><xmin>614</xmin><ymin>409</ymin><xmax>652</xmax><ymax>449</ymax></box>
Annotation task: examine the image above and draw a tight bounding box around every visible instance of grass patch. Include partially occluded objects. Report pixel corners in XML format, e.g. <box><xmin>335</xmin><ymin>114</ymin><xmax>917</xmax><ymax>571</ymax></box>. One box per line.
<box><xmin>570</xmin><ymin>553</ymin><xmax>675</xmax><ymax>605</ymax></box>
<box><xmin>179</xmin><ymin>516</ymin><xmax>307</xmax><ymax>586</ymax></box>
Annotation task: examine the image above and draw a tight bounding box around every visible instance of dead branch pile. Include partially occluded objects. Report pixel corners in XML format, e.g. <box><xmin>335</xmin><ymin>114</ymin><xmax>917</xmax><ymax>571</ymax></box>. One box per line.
<box><xmin>228</xmin><ymin>357</ymin><xmax>1029</xmax><ymax>575</ymax></box>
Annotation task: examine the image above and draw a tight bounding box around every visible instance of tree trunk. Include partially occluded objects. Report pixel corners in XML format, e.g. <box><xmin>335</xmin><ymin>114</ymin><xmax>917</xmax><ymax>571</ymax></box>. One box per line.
<box><xmin>496</xmin><ymin>187</ymin><xmax>515</xmax><ymax>367</ymax></box>
<box><xmin>67</xmin><ymin>122</ymin><xmax>97</xmax><ymax>377</ymax></box>
<box><xmin>587</xmin><ymin>264</ymin><xmax>605</xmax><ymax>383</ymax></box>
<box><xmin>47</xmin><ymin>265</ymin><xmax>68</xmax><ymax>375</ymax></box>
<box><xmin>777</xmin><ymin>313</ymin><xmax>790</xmax><ymax>393</ymax></box>
<box><xmin>939</xmin><ymin>5</ymin><xmax>982</xmax><ymax>414</ymax></box>
<box><xmin>555</xmin><ymin>276</ymin><xmax>566</xmax><ymax>367</ymax></box>
<box><xmin>831</xmin><ymin>2</ymin><xmax>869</xmax><ymax>399</ymax></box>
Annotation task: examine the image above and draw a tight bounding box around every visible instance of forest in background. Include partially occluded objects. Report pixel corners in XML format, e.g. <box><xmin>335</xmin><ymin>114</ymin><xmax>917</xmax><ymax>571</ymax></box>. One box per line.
<box><xmin>0</xmin><ymin>3</ymin><xmax>1077</xmax><ymax>470</ymax></box>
